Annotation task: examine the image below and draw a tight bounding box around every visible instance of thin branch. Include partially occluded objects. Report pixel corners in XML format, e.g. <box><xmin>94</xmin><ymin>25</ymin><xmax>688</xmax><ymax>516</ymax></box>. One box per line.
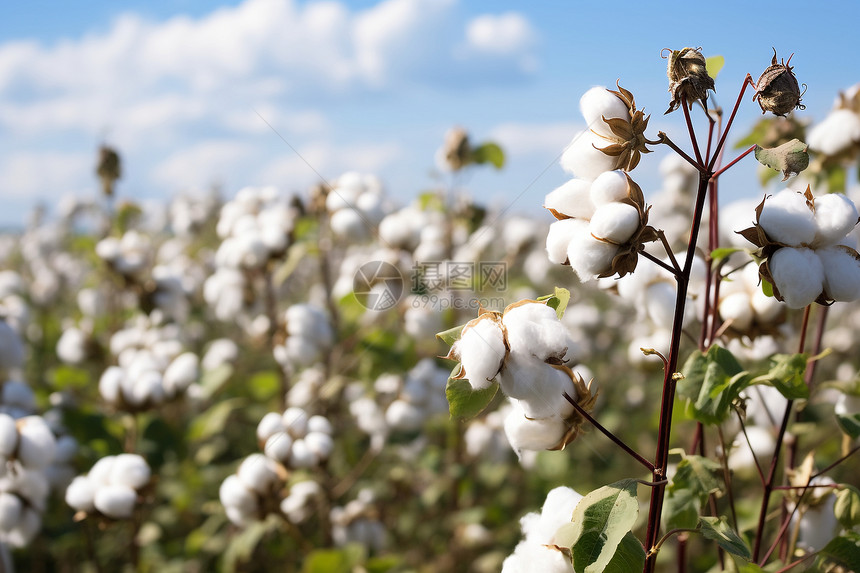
<box><xmin>657</xmin><ymin>230</ymin><xmax>682</xmax><ymax>273</ymax></box>
<box><xmin>811</xmin><ymin>444</ymin><xmax>860</xmax><ymax>480</ymax></box>
<box><xmin>736</xmin><ymin>409</ymin><xmax>767</xmax><ymax>486</ymax></box>
<box><xmin>563</xmin><ymin>392</ymin><xmax>655</xmax><ymax>472</ymax></box>
<box><xmin>708</xmin><ymin>74</ymin><xmax>754</xmax><ymax>172</ymax></box>
<box><xmin>711</xmin><ymin>144</ymin><xmax>756</xmax><ymax>180</ymax></box>
<box><xmin>641</xmin><ymin>250</ymin><xmax>680</xmax><ymax>277</ymax></box>
<box><xmin>682</xmin><ymin>99</ymin><xmax>704</xmax><ymax>166</ymax></box>
<box><xmin>716</xmin><ymin>425</ymin><xmax>739</xmax><ymax>531</ymax></box>
<box><xmin>657</xmin><ymin>132</ymin><xmax>701</xmax><ymax>171</ymax></box>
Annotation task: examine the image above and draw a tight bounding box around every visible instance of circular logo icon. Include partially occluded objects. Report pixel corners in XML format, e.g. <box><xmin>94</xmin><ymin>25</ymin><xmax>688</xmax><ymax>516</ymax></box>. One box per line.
<box><xmin>353</xmin><ymin>261</ymin><xmax>403</xmax><ymax>311</ymax></box>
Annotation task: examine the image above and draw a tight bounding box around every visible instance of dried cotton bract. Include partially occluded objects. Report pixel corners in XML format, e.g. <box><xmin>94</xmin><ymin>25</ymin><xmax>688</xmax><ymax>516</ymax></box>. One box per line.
<box><xmin>752</xmin><ymin>49</ymin><xmax>805</xmax><ymax>117</ymax></box>
<box><xmin>664</xmin><ymin>47</ymin><xmax>715</xmax><ymax>114</ymax></box>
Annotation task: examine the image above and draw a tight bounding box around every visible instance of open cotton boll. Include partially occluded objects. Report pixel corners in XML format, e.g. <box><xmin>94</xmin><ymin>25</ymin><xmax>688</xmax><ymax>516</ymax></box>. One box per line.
<box><xmin>546</xmin><ymin>219</ymin><xmax>584</xmax><ymax>265</ymax></box>
<box><xmin>87</xmin><ymin>456</ymin><xmax>117</xmax><ymax>486</ymax></box>
<box><xmin>108</xmin><ymin>454</ymin><xmax>150</xmax><ymax>490</ymax></box>
<box><xmin>219</xmin><ymin>475</ymin><xmax>258</xmax><ymax>516</ymax></box>
<box><xmin>560</xmin><ymin>132</ymin><xmax>619</xmax><ymax>181</ymax></box>
<box><xmin>0</xmin><ymin>492</ymin><xmax>22</xmax><ymax>531</ymax></box>
<box><xmin>256</xmin><ymin>412</ymin><xmax>285</xmax><ymax>443</ymax></box>
<box><xmin>589</xmin><ymin>202</ymin><xmax>640</xmax><ymax>244</ymax></box>
<box><xmin>645</xmin><ymin>281</ymin><xmax>677</xmax><ymax>328</ymax></box>
<box><xmin>498</xmin><ymin>352</ymin><xmax>574</xmax><ymax>420</ymax></box>
<box><xmin>16</xmin><ymin>416</ymin><xmax>57</xmax><ymax>469</ymax></box>
<box><xmin>769</xmin><ymin>247</ymin><xmax>824</xmax><ymax>308</ymax></box>
<box><xmin>163</xmin><ymin>352</ymin><xmax>199</xmax><ymax>395</ymax></box>
<box><xmin>94</xmin><ymin>484</ymin><xmax>137</xmax><ymax>519</ymax></box>
<box><xmin>264</xmin><ymin>432</ymin><xmax>293</xmax><ymax>462</ymax></box>
<box><xmin>502</xmin><ymin>303</ymin><xmax>570</xmax><ymax>362</ymax></box>
<box><xmin>304</xmin><ymin>432</ymin><xmax>334</xmax><ymax>460</ymax></box>
<box><xmin>452</xmin><ymin>317</ymin><xmax>506</xmax><ymax>389</ymax></box>
<box><xmin>758</xmin><ymin>190</ymin><xmax>817</xmax><ymax>246</ymax></box>
<box><xmin>65</xmin><ymin>476</ymin><xmax>96</xmax><ymax>512</ymax></box>
<box><xmin>567</xmin><ymin>229</ymin><xmax>617</xmax><ymax>280</ymax></box>
<box><xmin>384</xmin><ymin>399</ymin><xmax>424</xmax><ymax>431</ymax></box>
<box><xmin>544</xmin><ymin>179</ymin><xmax>595</xmax><ymax>219</ymax></box>
<box><xmin>807</xmin><ymin>109</ymin><xmax>860</xmax><ymax>156</ymax></box>
<box><xmin>795</xmin><ymin>478</ymin><xmax>838</xmax><ymax>551</ymax></box>
<box><xmin>502</xmin><ymin>541</ymin><xmax>574</xmax><ymax>573</ymax></box>
<box><xmin>288</xmin><ymin>439</ymin><xmax>317</xmax><ymax>468</ymax></box>
<box><xmin>589</xmin><ymin>170</ymin><xmax>630</xmax><ymax>206</ymax></box>
<box><xmin>580</xmin><ymin>86</ymin><xmax>629</xmax><ymax>127</ymax></box>
<box><xmin>812</xmin><ymin>193</ymin><xmax>859</xmax><ymax>246</ymax></box>
<box><xmin>751</xmin><ymin>289</ymin><xmax>783</xmax><ymax>324</ymax></box>
<box><xmin>719</xmin><ymin>292</ymin><xmax>754</xmax><ymax>332</ymax></box>
<box><xmin>330</xmin><ymin>209</ymin><xmax>371</xmax><ymax>242</ymax></box>
<box><xmin>5</xmin><ymin>507</ymin><xmax>40</xmax><ymax>548</ymax></box>
<box><xmin>819</xmin><ymin>246</ymin><xmax>860</xmax><ymax>302</ymax></box>
<box><xmin>237</xmin><ymin>454</ymin><xmax>279</xmax><ymax>494</ymax></box>
<box><xmin>504</xmin><ymin>401</ymin><xmax>568</xmax><ymax>455</ymax></box>
<box><xmin>526</xmin><ymin>487</ymin><xmax>584</xmax><ymax>547</ymax></box>
<box><xmin>307</xmin><ymin>416</ymin><xmax>333</xmax><ymax>435</ymax></box>
<box><xmin>282</xmin><ymin>407</ymin><xmax>309</xmax><ymax>437</ymax></box>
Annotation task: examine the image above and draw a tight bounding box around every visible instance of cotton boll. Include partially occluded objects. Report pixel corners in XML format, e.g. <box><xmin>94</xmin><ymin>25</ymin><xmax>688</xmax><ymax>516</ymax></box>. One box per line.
<box><xmin>256</xmin><ymin>413</ymin><xmax>285</xmax><ymax>444</ymax></box>
<box><xmin>452</xmin><ymin>317</ymin><xmax>506</xmax><ymax>389</ymax></box>
<box><xmin>282</xmin><ymin>407</ymin><xmax>309</xmax><ymax>437</ymax></box>
<box><xmin>502</xmin><ymin>543</ymin><xmax>574</xmax><ymax>573</ymax></box>
<box><xmin>202</xmin><ymin>338</ymin><xmax>239</xmax><ymax>371</ymax></box>
<box><xmin>560</xmin><ymin>132</ymin><xmax>620</xmax><ymax>181</ymax></box>
<box><xmin>544</xmin><ymin>179</ymin><xmax>595</xmax><ymax>219</ymax></box>
<box><xmin>758</xmin><ymin>190</ymin><xmax>817</xmax><ymax>246</ymax></box>
<box><xmin>796</xmin><ymin>478</ymin><xmax>838</xmax><ymax>551</ymax></box>
<box><xmin>0</xmin><ymin>414</ymin><xmax>19</xmax><ymax>458</ymax></box>
<box><xmin>56</xmin><ymin>327</ymin><xmax>88</xmax><ymax>365</ymax></box>
<box><xmin>16</xmin><ymin>416</ymin><xmax>57</xmax><ymax>469</ymax></box>
<box><xmin>807</xmin><ymin>109</ymin><xmax>860</xmax><ymax>156</ymax></box>
<box><xmin>264</xmin><ymin>432</ymin><xmax>293</xmax><ymax>462</ymax></box>
<box><xmin>589</xmin><ymin>170</ymin><xmax>630</xmax><ymax>206</ymax></box>
<box><xmin>0</xmin><ymin>492</ymin><xmax>22</xmax><ymax>531</ymax></box>
<box><xmin>719</xmin><ymin>292</ymin><xmax>754</xmax><ymax>332</ymax></box>
<box><xmin>94</xmin><ymin>484</ymin><xmax>137</xmax><ymax>519</ymax></box>
<box><xmin>219</xmin><ymin>475</ymin><xmax>258</xmax><ymax>517</ymax></box>
<box><xmin>87</xmin><ymin>456</ymin><xmax>117</xmax><ymax>487</ymax></box>
<box><xmin>5</xmin><ymin>507</ymin><xmax>40</xmax><ymax>547</ymax></box>
<box><xmin>545</xmin><ymin>219</ymin><xmax>583</xmax><ymax>265</ymax></box>
<box><xmin>500</xmin><ymin>353</ymin><xmax>575</xmax><ymax>420</ymax></box>
<box><xmin>769</xmin><ymin>247</ymin><xmax>824</xmax><ymax>308</ymax></box>
<box><xmin>126</xmin><ymin>370</ymin><xmax>165</xmax><ymax>407</ymax></box>
<box><xmin>163</xmin><ymin>352</ymin><xmax>199</xmax><ymax>395</ymax></box>
<box><xmin>751</xmin><ymin>289</ymin><xmax>783</xmax><ymax>324</ymax></box>
<box><xmin>504</xmin><ymin>403</ymin><xmax>568</xmax><ymax>455</ymax></box>
<box><xmin>385</xmin><ymin>399</ymin><xmax>424</xmax><ymax>431</ymax></box>
<box><xmin>108</xmin><ymin>454</ymin><xmax>150</xmax><ymax>490</ymax></box>
<box><xmin>237</xmin><ymin>454</ymin><xmax>279</xmax><ymax>494</ymax></box>
<box><xmin>307</xmin><ymin>415</ymin><xmax>333</xmax><ymax>435</ymax></box>
<box><xmin>567</xmin><ymin>230</ymin><xmax>617</xmax><ymax>280</ymax></box>
<box><xmin>65</xmin><ymin>476</ymin><xmax>96</xmax><ymax>512</ymax></box>
<box><xmin>99</xmin><ymin>366</ymin><xmax>124</xmax><ymax>404</ymax></box>
<box><xmin>645</xmin><ymin>281</ymin><xmax>677</xmax><ymax>328</ymax></box>
<box><xmin>330</xmin><ymin>209</ymin><xmax>371</xmax><ymax>242</ymax></box>
<box><xmin>819</xmin><ymin>246</ymin><xmax>860</xmax><ymax>302</ymax></box>
<box><xmin>580</xmin><ymin>86</ymin><xmax>629</xmax><ymax>127</ymax></box>
<box><xmin>502</xmin><ymin>303</ymin><xmax>570</xmax><ymax>363</ymax></box>
<box><xmin>304</xmin><ymin>432</ymin><xmax>334</xmax><ymax>461</ymax></box>
<box><xmin>589</xmin><ymin>202</ymin><xmax>640</xmax><ymax>245</ymax></box>
<box><xmin>812</xmin><ymin>193</ymin><xmax>859</xmax><ymax>246</ymax></box>
<box><xmin>288</xmin><ymin>439</ymin><xmax>318</xmax><ymax>468</ymax></box>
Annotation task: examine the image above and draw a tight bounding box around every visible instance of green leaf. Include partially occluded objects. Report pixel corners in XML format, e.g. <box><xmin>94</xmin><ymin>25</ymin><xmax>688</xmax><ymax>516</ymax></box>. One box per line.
<box><xmin>835</xmin><ymin>485</ymin><xmax>860</xmax><ymax>529</ymax></box>
<box><xmin>470</xmin><ymin>142</ymin><xmax>505</xmax><ymax>169</ymax></box>
<box><xmin>436</xmin><ymin>324</ymin><xmax>466</xmax><ymax>346</ymax></box>
<box><xmin>750</xmin><ymin>353</ymin><xmax>809</xmax><ymax>400</ymax></box>
<box><xmin>445</xmin><ymin>376</ymin><xmax>498</xmax><ymax>420</ymax></box>
<box><xmin>754</xmin><ymin>139</ymin><xmax>809</xmax><ymax>181</ymax></box>
<box><xmin>761</xmin><ymin>279</ymin><xmax>774</xmax><ymax>298</ymax></box>
<box><xmin>537</xmin><ymin>287</ymin><xmax>571</xmax><ymax>319</ymax></box>
<box><xmin>566</xmin><ymin>479</ymin><xmax>640</xmax><ymax>573</ymax></box>
<box><xmin>664</xmin><ymin>455</ymin><xmax>723</xmax><ymax>530</ymax></box>
<box><xmin>678</xmin><ymin>346</ymin><xmax>751</xmax><ymax>424</ymax></box>
<box><xmin>301</xmin><ymin>545</ymin><xmax>366</xmax><ymax>573</ymax></box>
<box><xmin>705</xmin><ymin>55</ymin><xmax>725</xmax><ymax>80</ymax></box>
<box><xmin>199</xmin><ymin>364</ymin><xmax>234</xmax><ymax>400</ymax></box>
<box><xmin>710</xmin><ymin>247</ymin><xmax>741</xmax><ymax>264</ymax></box>
<box><xmin>188</xmin><ymin>397</ymin><xmax>246</xmax><ymax>442</ymax></box>
<box><xmin>602</xmin><ymin>531</ymin><xmax>645</xmax><ymax>573</ymax></box>
<box><xmin>50</xmin><ymin>366</ymin><xmax>91</xmax><ymax>391</ymax></box>
<box><xmin>826</xmin><ymin>165</ymin><xmax>847</xmax><ymax>193</ymax></box>
<box><xmin>819</xmin><ymin>531</ymin><xmax>860</xmax><ymax>573</ymax></box>
<box><xmin>222</xmin><ymin>515</ymin><xmax>282</xmax><ymax>572</ymax></box>
<box><xmin>836</xmin><ymin>413</ymin><xmax>860</xmax><ymax>439</ymax></box>
<box><xmin>698</xmin><ymin>516</ymin><xmax>751</xmax><ymax>560</ymax></box>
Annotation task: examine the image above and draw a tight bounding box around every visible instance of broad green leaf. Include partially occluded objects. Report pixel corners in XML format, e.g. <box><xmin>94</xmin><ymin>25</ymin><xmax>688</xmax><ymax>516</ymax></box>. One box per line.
<box><xmin>835</xmin><ymin>485</ymin><xmax>860</xmax><ymax>529</ymax></box>
<box><xmin>663</xmin><ymin>486</ymin><xmax>699</xmax><ymax>530</ymax></box>
<box><xmin>678</xmin><ymin>346</ymin><xmax>751</xmax><ymax>424</ymax></box>
<box><xmin>538</xmin><ymin>287</ymin><xmax>571</xmax><ymax>319</ymax></box>
<box><xmin>199</xmin><ymin>364</ymin><xmax>234</xmax><ymax>400</ymax></box>
<box><xmin>836</xmin><ymin>413</ymin><xmax>860</xmax><ymax>439</ymax></box>
<box><xmin>470</xmin><ymin>142</ymin><xmax>505</xmax><ymax>169</ymax></box>
<box><xmin>248</xmin><ymin>371</ymin><xmax>281</xmax><ymax>401</ymax></box>
<box><xmin>664</xmin><ymin>455</ymin><xmax>723</xmax><ymax>530</ymax></box>
<box><xmin>567</xmin><ymin>479</ymin><xmax>640</xmax><ymax>573</ymax></box>
<box><xmin>51</xmin><ymin>366</ymin><xmax>91</xmax><ymax>391</ymax></box>
<box><xmin>445</xmin><ymin>376</ymin><xmax>498</xmax><ymax>420</ymax></box>
<box><xmin>698</xmin><ymin>516</ymin><xmax>751</xmax><ymax>560</ymax></box>
<box><xmin>750</xmin><ymin>353</ymin><xmax>809</xmax><ymax>400</ymax></box>
<box><xmin>710</xmin><ymin>247</ymin><xmax>741</xmax><ymax>264</ymax></box>
<box><xmin>188</xmin><ymin>397</ymin><xmax>246</xmax><ymax>441</ymax></box>
<box><xmin>436</xmin><ymin>324</ymin><xmax>466</xmax><ymax>346</ymax></box>
<box><xmin>705</xmin><ymin>55</ymin><xmax>725</xmax><ymax>80</ymax></box>
<box><xmin>365</xmin><ymin>554</ymin><xmax>403</xmax><ymax>573</ymax></box>
<box><xmin>602</xmin><ymin>531</ymin><xmax>645</xmax><ymax>573</ymax></box>
<box><xmin>754</xmin><ymin>139</ymin><xmax>809</xmax><ymax>181</ymax></box>
<box><xmin>819</xmin><ymin>531</ymin><xmax>860</xmax><ymax>573</ymax></box>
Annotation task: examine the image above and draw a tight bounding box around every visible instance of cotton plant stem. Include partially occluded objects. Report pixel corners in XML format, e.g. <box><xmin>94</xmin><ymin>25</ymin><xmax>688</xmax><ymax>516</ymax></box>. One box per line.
<box><xmin>262</xmin><ymin>267</ymin><xmax>290</xmax><ymax>410</ymax></box>
<box><xmin>682</xmin><ymin>100</ymin><xmax>704</xmax><ymax>166</ymax></box>
<box><xmin>751</xmin><ymin>305</ymin><xmax>812</xmax><ymax>562</ymax></box>
<box><xmin>707</xmin><ymin>75</ymin><xmax>754</xmax><ymax>172</ymax></box>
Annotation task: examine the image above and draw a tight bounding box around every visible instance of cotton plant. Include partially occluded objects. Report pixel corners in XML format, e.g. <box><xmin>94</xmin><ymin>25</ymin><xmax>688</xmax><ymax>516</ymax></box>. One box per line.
<box><xmin>256</xmin><ymin>407</ymin><xmax>334</xmax><ymax>469</ymax></box>
<box><xmin>65</xmin><ymin>454</ymin><xmax>151</xmax><ymax>520</ymax></box>
<box><xmin>218</xmin><ymin>454</ymin><xmax>284</xmax><ymax>527</ymax></box>
<box><xmin>272</xmin><ymin>303</ymin><xmax>333</xmax><ymax>374</ymax></box>
<box><xmin>330</xmin><ymin>488</ymin><xmax>388</xmax><ymax>553</ymax></box>
<box><xmin>325</xmin><ymin>171</ymin><xmax>391</xmax><ymax>242</ymax></box>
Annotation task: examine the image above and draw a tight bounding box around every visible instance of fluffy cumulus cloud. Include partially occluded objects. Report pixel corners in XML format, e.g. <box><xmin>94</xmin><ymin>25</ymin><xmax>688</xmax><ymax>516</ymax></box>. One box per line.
<box><xmin>490</xmin><ymin>122</ymin><xmax>582</xmax><ymax>158</ymax></box>
<box><xmin>0</xmin><ymin>0</ymin><xmax>537</xmax><ymax>222</ymax></box>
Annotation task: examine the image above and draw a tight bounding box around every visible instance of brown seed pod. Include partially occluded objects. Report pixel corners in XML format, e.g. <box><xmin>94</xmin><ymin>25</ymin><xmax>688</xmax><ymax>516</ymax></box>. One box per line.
<box><xmin>663</xmin><ymin>47</ymin><xmax>715</xmax><ymax>114</ymax></box>
<box><xmin>753</xmin><ymin>48</ymin><xmax>806</xmax><ymax>117</ymax></box>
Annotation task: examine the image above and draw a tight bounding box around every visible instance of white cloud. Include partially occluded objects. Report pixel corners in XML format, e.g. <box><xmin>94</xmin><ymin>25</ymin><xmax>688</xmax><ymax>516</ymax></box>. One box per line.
<box><xmin>257</xmin><ymin>141</ymin><xmax>402</xmax><ymax>186</ymax></box>
<box><xmin>0</xmin><ymin>151</ymin><xmax>92</xmax><ymax>199</ymax></box>
<box><xmin>490</xmin><ymin>122</ymin><xmax>582</xmax><ymax>157</ymax></box>
<box><xmin>466</xmin><ymin>12</ymin><xmax>534</xmax><ymax>55</ymax></box>
<box><xmin>152</xmin><ymin>141</ymin><xmax>257</xmax><ymax>190</ymax></box>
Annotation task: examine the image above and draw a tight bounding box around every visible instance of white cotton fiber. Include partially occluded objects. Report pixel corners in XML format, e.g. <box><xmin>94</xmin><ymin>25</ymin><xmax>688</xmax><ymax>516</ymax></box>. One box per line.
<box><xmin>579</xmin><ymin>87</ymin><xmax>629</xmax><ymax>127</ymax></box>
<box><xmin>769</xmin><ymin>247</ymin><xmax>824</xmax><ymax>308</ymax></box>
<box><xmin>807</xmin><ymin>109</ymin><xmax>860</xmax><ymax>156</ymax></box>
<box><xmin>812</xmin><ymin>193</ymin><xmax>859</xmax><ymax>246</ymax></box>
<box><xmin>567</xmin><ymin>230</ymin><xmax>617</xmax><ymax>280</ymax></box>
<box><xmin>589</xmin><ymin>170</ymin><xmax>630</xmax><ymax>206</ymax></box>
<box><xmin>758</xmin><ymin>190</ymin><xmax>816</xmax><ymax>246</ymax></box>
<box><xmin>719</xmin><ymin>292</ymin><xmax>753</xmax><ymax>332</ymax></box>
<box><xmin>502</xmin><ymin>302</ymin><xmax>570</xmax><ymax>362</ymax></box>
<box><xmin>503</xmin><ymin>401</ymin><xmax>567</xmax><ymax>454</ymax></box>
<box><xmin>544</xmin><ymin>179</ymin><xmax>595</xmax><ymax>220</ymax></box>
<box><xmin>589</xmin><ymin>202</ymin><xmax>640</xmax><ymax>244</ymax></box>
<box><xmin>546</xmin><ymin>219</ymin><xmax>585</xmax><ymax>265</ymax></box>
<box><xmin>819</xmin><ymin>246</ymin><xmax>860</xmax><ymax>302</ymax></box>
<box><xmin>452</xmin><ymin>317</ymin><xmax>506</xmax><ymax>389</ymax></box>
<box><xmin>560</xmin><ymin>132</ymin><xmax>619</xmax><ymax>181</ymax></box>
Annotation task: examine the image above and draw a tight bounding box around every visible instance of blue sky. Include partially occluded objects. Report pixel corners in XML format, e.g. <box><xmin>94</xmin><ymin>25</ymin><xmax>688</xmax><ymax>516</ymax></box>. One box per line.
<box><xmin>2</xmin><ymin>0</ymin><xmax>857</xmax><ymax>228</ymax></box>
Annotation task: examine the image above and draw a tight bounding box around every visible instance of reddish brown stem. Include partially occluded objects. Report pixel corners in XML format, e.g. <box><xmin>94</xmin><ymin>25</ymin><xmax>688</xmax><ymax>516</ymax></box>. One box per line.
<box><xmin>707</xmin><ymin>75</ymin><xmax>754</xmax><ymax>172</ymax></box>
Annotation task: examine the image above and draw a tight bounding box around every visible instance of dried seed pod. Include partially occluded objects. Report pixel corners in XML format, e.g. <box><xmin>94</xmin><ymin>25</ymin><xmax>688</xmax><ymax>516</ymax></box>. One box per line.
<box><xmin>664</xmin><ymin>47</ymin><xmax>715</xmax><ymax>114</ymax></box>
<box><xmin>97</xmin><ymin>145</ymin><xmax>121</xmax><ymax>197</ymax></box>
<box><xmin>753</xmin><ymin>48</ymin><xmax>806</xmax><ymax>117</ymax></box>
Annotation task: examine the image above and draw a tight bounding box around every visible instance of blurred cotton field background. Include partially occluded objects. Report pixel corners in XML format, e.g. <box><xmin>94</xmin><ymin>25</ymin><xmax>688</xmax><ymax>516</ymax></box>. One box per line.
<box><xmin>2</xmin><ymin>1</ymin><xmax>860</xmax><ymax>572</ymax></box>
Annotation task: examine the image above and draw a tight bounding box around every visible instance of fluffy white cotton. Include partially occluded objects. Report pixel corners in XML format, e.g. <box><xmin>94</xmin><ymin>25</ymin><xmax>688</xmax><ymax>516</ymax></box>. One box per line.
<box><xmin>502</xmin><ymin>303</ymin><xmax>570</xmax><ymax>363</ymax></box>
<box><xmin>162</xmin><ymin>352</ymin><xmax>199</xmax><ymax>395</ymax></box>
<box><xmin>237</xmin><ymin>454</ymin><xmax>279</xmax><ymax>494</ymax></box>
<box><xmin>812</xmin><ymin>193</ymin><xmax>859</xmax><ymax>246</ymax></box>
<box><xmin>385</xmin><ymin>400</ymin><xmax>424</xmax><ymax>431</ymax></box>
<box><xmin>589</xmin><ymin>202</ymin><xmax>640</xmax><ymax>244</ymax></box>
<box><xmin>719</xmin><ymin>291</ymin><xmax>754</xmax><ymax>332</ymax></box>
<box><xmin>201</xmin><ymin>338</ymin><xmax>239</xmax><ymax>371</ymax></box>
<box><xmin>645</xmin><ymin>281</ymin><xmax>677</xmax><ymax>329</ymax></box>
<box><xmin>452</xmin><ymin>317</ymin><xmax>506</xmax><ymax>389</ymax></box>
<box><xmin>503</xmin><ymin>400</ymin><xmax>568</xmax><ymax>454</ymax></box>
<box><xmin>0</xmin><ymin>492</ymin><xmax>23</xmax><ymax>531</ymax></box>
<box><xmin>544</xmin><ymin>179</ymin><xmax>595</xmax><ymax>219</ymax></box>
<box><xmin>499</xmin><ymin>352</ymin><xmax>575</xmax><ymax>419</ymax></box>
<box><xmin>94</xmin><ymin>485</ymin><xmax>137</xmax><ymax>519</ymax></box>
<box><xmin>65</xmin><ymin>476</ymin><xmax>96</xmax><ymax>512</ymax></box>
<box><xmin>795</xmin><ymin>478</ymin><xmax>838</xmax><ymax>551</ymax></box>
<box><xmin>264</xmin><ymin>432</ymin><xmax>293</xmax><ymax>462</ymax></box>
<box><xmin>807</xmin><ymin>109</ymin><xmax>860</xmax><ymax>156</ymax></box>
<box><xmin>16</xmin><ymin>416</ymin><xmax>57</xmax><ymax>469</ymax></box>
<box><xmin>819</xmin><ymin>246</ymin><xmax>860</xmax><ymax>302</ymax></box>
<box><xmin>567</xmin><ymin>230</ymin><xmax>617</xmax><ymax>280</ymax></box>
<box><xmin>560</xmin><ymin>132</ymin><xmax>620</xmax><ymax>181</ymax></box>
<box><xmin>758</xmin><ymin>190</ymin><xmax>817</xmax><ymax>245</ymax></box>
<box><xmin>589</xmin><ymin>170</ymin><xmax>629</xmax><ymax>206</ymax></box>
<box><xmin>546</xmin><ymin>219</ymin><xmax>584</xmax><ymax>265</ymax></box>
<box><xmin>580</xmin><ymin>87</ymin><xmax>629</xmax><ymax>127</ymax></box>
<box><xmin>728</xmin><ymin>425</ymin><xmax>775</xmax><ymax>473</ymax></box>
<box><xmin>56</xmin><ymin>327</ymin><xmax>87</xmax><ymax>365</ymax></box>
<box><xmin>769</xmin><ymin>247</ymin><xmax>825</xmax><ymax>308</ymax></box>
<box><xmin>257</xmin><ymin>412</ymin><xmax>285</xmax><ymax>443</ymax></box>
<box><xmin>108</xmin><ymin>454</ymin><xmax>150</xmax><ymax>490</ymax></box>
<box><xmin>219</xmin><ymin>474</ymin><xmax>258</xmax><ymax>516</ymax></box>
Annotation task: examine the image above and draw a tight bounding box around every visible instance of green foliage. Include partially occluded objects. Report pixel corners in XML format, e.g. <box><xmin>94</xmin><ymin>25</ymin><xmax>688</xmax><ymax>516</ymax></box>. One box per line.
<box><xmin>698</xmin><ymin>516</ymin><xmax>751</xmax><ymax>560</ymax></box>
<box><xmin>301</xmin><ymin>544</ymin><xmax>366</xmax><ymax>573</ymax></box>
<box><xmin>818</xmin><ymin>531</ymin><xmax>860</xmax><ymax>572</ymax></box>
<box><xmin>678</xmin><ymin>345</ymin><xmax>751</xmax><ymax>424</ymax></box>
<box><xmin>754</xmin><ymin>139</ymin><xmax>809</xmax><ymax>181</ymax></box>
<box><xmin>834</xmin><ymin>485</ymin><xmax>860</xmax><ymax>529</ymax></box>
<box><xmin>537</xmin><ymin>286</ymin><xmax>571</xmax><ymax>319</ymax></box>
<box><xmin>709</xmin><ymin>247</ymin><xmax>742</xmax><ymax>264</ymax></box>
<box><xmin>435</xmin><ymin>324</ymin><xmax>465</xmax><ymax>346</ymax></box>
<box><xmin>705</xmin><ymin>55</ymin><xmax>725</xmax><ymax>80</ymax></box>
<box><xmin>445</xmin><ymin>374</ymin><xmax>499</xmax><ymax>420</ymax></box>
<box><xmin>749</xmin><ymin>353</ymin><xmax>809</xmax><ymax>400</ymax></box>
<box><xmin>470</xmin><ymin>142</ymin><xmax>505</xmax><ymax>169</ymax></box>
<box><xmin>664</xmin><ymin>453</ymin><xmax>723</xmax><ymax>530</ymax></box>
<box><xmin>836</xmin><ymin>411</ymin><xmax>860</xmax><ymax>439</ymax></box>
<box><xmin>198</xmin><ymin>364</ymin><xmax>234</xmax><ymax>400</ymax></box>
<box><xmin>555</xmin><ymin>479</ymin><xmax>640</xmax><ymax>573</ymax></box>
<box><xmin>222</xmin><ymin>515</ymin><xmax>283</xmax><ymax>572</ymax></box>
